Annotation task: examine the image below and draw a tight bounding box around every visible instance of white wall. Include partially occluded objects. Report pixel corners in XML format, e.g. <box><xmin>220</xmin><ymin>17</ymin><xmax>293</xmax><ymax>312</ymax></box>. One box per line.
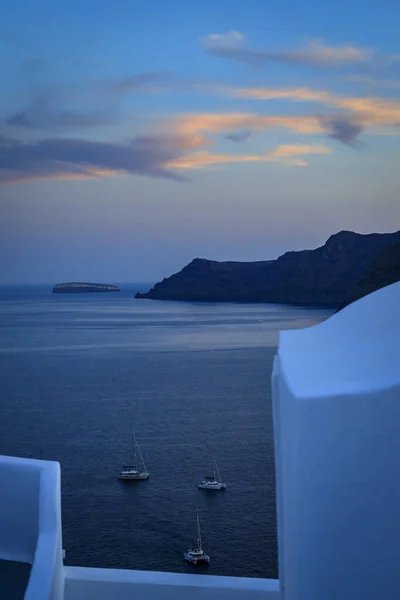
<box><xmin>0</xmin><ymin>456</ymin><xmax>41</xmax><ymax>563</ymax></box>
<box><xmin>0</xmin><ymin>455</ymin><xmax>64</xmax><ymax>600</ymax></box>
<box><xmin>273</xmin><ymin>282</ymin><xmax>400</xmax><ymax>600</ymax></box>
<box><xmin>64</xmin><ymin>567</ymin><xmax>280</xmax><ymax>600</ymax></box>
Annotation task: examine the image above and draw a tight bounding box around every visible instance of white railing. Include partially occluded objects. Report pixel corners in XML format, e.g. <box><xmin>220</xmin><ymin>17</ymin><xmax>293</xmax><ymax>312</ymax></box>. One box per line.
<box><xmin>0</xmin><ymin>455</ymin><xmax>64</xmax><ymax>600</ymax></box>
<box><xmin>64</xmin><ymin>567</ymin><xmax>280</xmax><ymax>600</ymax></box>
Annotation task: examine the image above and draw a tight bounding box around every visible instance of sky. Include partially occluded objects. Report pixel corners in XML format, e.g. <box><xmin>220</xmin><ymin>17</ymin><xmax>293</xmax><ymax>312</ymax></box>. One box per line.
<box><xmin>0</xmin><ymin>0</ymin><xmax>399</xmax><ymax>284</ymax></box>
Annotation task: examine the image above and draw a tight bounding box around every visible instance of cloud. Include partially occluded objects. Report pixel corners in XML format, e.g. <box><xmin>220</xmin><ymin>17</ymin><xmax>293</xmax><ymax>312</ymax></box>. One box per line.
<box><xmin>173</xmin><ymin>112</ymin><xmax>324</xmax><ymax>136</ymax></box>
<box><xmin>109</xmin><ymin>71</ymin><xmax>171</xmax><ymax>93</ymax></box>
<box><xmin>345</xmin><ymin>75</ymin><xmax>400</xmax><ymax>89</ymax></box>
<box><xmin>321</xmin><ymin>116</ymin><xmax>364</xmax><ymax>147</ymax></box>
<box><xmin>227</xmin><ymin>85</ymin><xmax>332</xmax><ymax>103</ymax></box>
<box><xmin>0</xmin><ymin>129</ymin><xmax>332</xmax><ymax>182</ymax></box>
<box><xmin>215</xmin><ymin>84</ymin><xmax>400</xmax><ymax>143</ymax></box>
<box><xmin>333</xmin><ymin>95</ymin><xmax>400</xmax><ymax>127</ymax></box>
<box><xmin>201</xmin><ymin>32</ymin><xmax>374</xmax><ymax>69</ymax></box>
<box><xmin>4</xmin><ymin>108</ymin><xmax>119</xmax><ymax>131</ymax></box>
<box><xmin>226</xmin><ymin>130</ymin><xmax>251</xmax><ymax>142</ymax></box>
<box><xmin>2</xmin><ymin>71</ymin><xmax>172</xmax><ymax>134</ymax></box>
<box><xmin>165</xmin><ymin>143</ymin><xmax>331</xmax><ymax>169</ymax></box>
<box><xmin>6</xmin><ymin>71</ymin><xmax>185</xmax><ymax>138</ymax></box>
<box><xmin>203</xmin><ymin>31</ymin><xmax>246</xmax><ymax>45</ymax></box>
<box><xmin>2</xmin><ymin>78</ymin><xmax>120</xmax><ymax>133</ymax></box>
<box><xmin>182</xmin><ymin>82</ymin><xmax>400</xmax><ymax>137</ymax></box>
<box><xmin>0</xmin><ymin>133</ymin><xmax>209</xmax><ymax>183</ymax></box>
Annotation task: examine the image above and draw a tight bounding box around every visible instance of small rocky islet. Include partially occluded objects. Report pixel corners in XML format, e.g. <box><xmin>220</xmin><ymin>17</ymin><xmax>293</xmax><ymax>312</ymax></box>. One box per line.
<box><xmin>52</xmin><ymin>282</ymin><xmax>120</xmax><ymax>294</ymax></box>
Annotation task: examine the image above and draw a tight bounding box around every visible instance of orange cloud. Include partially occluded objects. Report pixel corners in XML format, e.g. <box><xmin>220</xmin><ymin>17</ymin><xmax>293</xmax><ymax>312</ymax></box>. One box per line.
<box><xmin>173</xmin><ymin>112</ymin><xmax>324</xmax><ymax>136</ymax></box>
<box><xmin>216</xmin><ymin>85</ymin><xmax>400</xmax><ymax>131</ymax></box>
<box><xmin>302</xmin><ymin>39</ymin><xmax>372</xmax><ymax>68</ymax></box>
<box><xmin>1</xmin><ymin>167</ymin><xmax>126</xmax><ymax>184</ymax></box>
<box><xmin>0</xmin><ymin>134</ymin><xmax>210</xmax><ymax>184</ymax></box>
<box><xmin>227</xmin><ymin>86</ymin><xmax>332</xmax><ymax>103</ymax></box>
<box><xmin>201</xmin><ymin>33</ymin><xmax>375</xmax><ymax>69</ymax></box>
<box><xmin>165</xmin><ymin>143</ymin><xmax>331</xmax><ymax>169</ymax></box>
<box><xmin>333</xmin><ymin>96</ymin><xmax>400</xmax><ymax>126</ymax></box>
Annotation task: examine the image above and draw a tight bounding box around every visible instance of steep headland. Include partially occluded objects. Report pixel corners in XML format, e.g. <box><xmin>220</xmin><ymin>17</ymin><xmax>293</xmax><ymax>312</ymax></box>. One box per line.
<box><xmin>135</xmin><ymin>230</ymin><xmax>400</xmax><ymax>308</ymax></box>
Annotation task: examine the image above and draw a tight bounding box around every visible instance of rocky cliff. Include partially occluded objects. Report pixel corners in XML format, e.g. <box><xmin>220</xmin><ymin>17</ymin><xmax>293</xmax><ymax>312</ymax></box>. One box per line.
<box><xmin>135</xmin><ymin>230</ymin><xmax>400</xmax><ymax>307</ymax></box>
<box><xmin>53</xmin><ymin>282</ymin><xmax>120</xmax><ymax>293</ymax></box>
<box><xmin>337</xmin><ymin>242</ymin><xmax>400</xmax><ymax>310</ymax></box>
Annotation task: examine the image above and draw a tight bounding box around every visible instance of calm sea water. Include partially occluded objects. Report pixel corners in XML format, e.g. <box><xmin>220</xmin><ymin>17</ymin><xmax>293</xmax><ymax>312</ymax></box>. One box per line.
<box><xmin>0</xmin><ymin>284</ymin><xmax>331</xmax><ymax>578</ymax></box>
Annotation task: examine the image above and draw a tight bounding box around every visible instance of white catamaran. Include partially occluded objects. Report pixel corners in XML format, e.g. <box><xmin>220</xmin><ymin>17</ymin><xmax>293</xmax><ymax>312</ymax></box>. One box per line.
<box><xmin>198</xmin><ymin>451</ymin><xmax>226</xmax><ymax>490</ymax></box>
<box><xmin>118</xmin><ymin>429</ymin><xmax>149</xmax><ymax>480</ymax></box>
<box><xmin>184</xmin><ymin>506</ymin><xmax>210</xmax><ymax>565</ymax></box>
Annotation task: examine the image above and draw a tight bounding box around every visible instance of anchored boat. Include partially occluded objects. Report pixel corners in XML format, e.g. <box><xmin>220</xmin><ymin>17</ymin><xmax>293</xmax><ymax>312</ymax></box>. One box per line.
<box><xmin>184</xmin><ymin>506</ymin><xmax>210</xmax><ymax>565</ymax></box>
<box><xmin>198</xmin><ymin>450</ymin><xmax>226</xmax><ymax>490</ymax></box>
<box><xmin>118</xmin><ymin>429</ymin><xmax>149</xmax><ymax>480</ymax></box>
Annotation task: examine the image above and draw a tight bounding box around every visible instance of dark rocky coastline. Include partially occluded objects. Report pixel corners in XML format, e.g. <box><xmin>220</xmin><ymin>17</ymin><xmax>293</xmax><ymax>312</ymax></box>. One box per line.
<box><xmin>53</xmin><ymin>282</ymin><xmax>120</xmax><ymax>294</ymax></box>
<box><xmin>135</xmin><ymin>230</ymin><xmax>400</xmax><ymax>308</ymax></box>
<box><xmin>337</xmin><ymin>242</ymin><xmax>400</xmax><ymax>311</ymax></box>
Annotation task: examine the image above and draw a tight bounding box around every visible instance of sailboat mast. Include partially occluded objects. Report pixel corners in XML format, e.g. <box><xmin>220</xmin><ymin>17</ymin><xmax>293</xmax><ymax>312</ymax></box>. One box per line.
<box><xmin>132</xmin><ymin>429</ymin><xmax>137</xmax><ymax>468</ymax></box>
<box><xmin>212</xmin><ymin>449</ymin><xmax>216</xmax><ymax>480</ymax></box>
<box><xmin>196</xmin><ymin>506</ymin><xmax>202</xmax><ymax>550</ymax></box>
<box><xmin>135</xmin><ymin>440</ymin><xmax>147</xmax><ymax>472</ymax></box>
<box><xmin>216</xmin><ymin>460</ymin><xmax>222</xmax><ymax>482</ymax></box>
<box><xmin>212</xmin><ymin>449</ymin><xmax>222</xmax><ymax>482</ymax></box>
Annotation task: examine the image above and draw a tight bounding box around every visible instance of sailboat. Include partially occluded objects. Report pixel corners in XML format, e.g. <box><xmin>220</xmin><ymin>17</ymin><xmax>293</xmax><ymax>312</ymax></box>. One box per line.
<box><xmin>184</xmin><ymin>506</ymin><xmax>210</xmax><ymax>564</ymax></box>
<box><xmin>118</xmin><ymin>429</ymin><xmax>149</xmax><ymax>480</ymax></box>
<box><xmin>198</xmin><ymin>450</ymin><xmax>226</xmax><ymax>490</ymax></box>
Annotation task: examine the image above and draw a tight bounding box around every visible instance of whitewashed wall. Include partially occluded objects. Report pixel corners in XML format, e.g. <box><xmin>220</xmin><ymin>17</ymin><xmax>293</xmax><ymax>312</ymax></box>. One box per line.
<box><xmin>0</xmin><ymin>455</ymin><xmax>64</xmax><ymax>600</ymax></box>
<box><xmin>273</xmin><ymin>282</ymin><xmax>400</xmax><ymax>600</ymax></box>
<box><xmin>64</xmin><ymin>568</ymin><xmax>280</xmax><ymax>600</ymax></box>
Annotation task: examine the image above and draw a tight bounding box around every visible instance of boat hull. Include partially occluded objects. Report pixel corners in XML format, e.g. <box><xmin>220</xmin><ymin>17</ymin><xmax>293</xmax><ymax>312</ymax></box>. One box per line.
<box><xmin>184</xmin><ymin>552</ymin><xmax>210</xmax><ymax>564</ymax></box>
<box><xmin>117</xmin><ymin>473</ymin><xmax>149</xmax><ymax>480</ymax></box>
<box><xmin>198</xmin><ymin>482</ymin><xmax>226</xmax><ymax>490</ymax></box>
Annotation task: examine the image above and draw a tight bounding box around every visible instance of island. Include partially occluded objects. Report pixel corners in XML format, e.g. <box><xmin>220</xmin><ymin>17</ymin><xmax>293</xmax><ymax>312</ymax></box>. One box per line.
<box><xmin>53</xmin><ymin>282</ymin><xmax>120</xmax><ymax>294</ymax></box>
<box><xmin>135</xmin><ymin>230</ymin><xmax>400</xmax><ymax>308</ymax></box>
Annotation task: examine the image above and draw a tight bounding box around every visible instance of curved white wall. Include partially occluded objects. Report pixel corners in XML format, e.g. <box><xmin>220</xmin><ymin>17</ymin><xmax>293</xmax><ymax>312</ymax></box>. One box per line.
<box><xmin>0</xmin><ymin>457</ymin><xmax>41</xmax><ymax>564</ymax></box>
<box><xmin>0</xmin><ymin>455</ymin><xmax>64</xmax><ymax>600</ymax></box>
<box><xmin>273</xmin><ymin>282</ymin><xmax>400</xmax><ymax>600</ymax></box>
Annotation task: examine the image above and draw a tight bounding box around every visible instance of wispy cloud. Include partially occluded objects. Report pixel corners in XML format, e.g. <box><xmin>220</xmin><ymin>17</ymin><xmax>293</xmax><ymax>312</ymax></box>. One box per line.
<box><xmin>0</xmin><ymin>134</ymin><xmax>209</xmax><ymax>183</ymax></box>
<box><xmin>201</xmin><ymin>32</ymin><xmax>376</xmax><ymax>69</ymax></box>
<box><xmin>328</xmin><ymin>94</ymin><xmax>400</xmax><ymax>127</ymax></box>
<box><xmin>165</xmin><ymin>143</ymin><xmax>331</xmax><ymax>169</ymax></box>
<box><xmin>2</xmin><ymin>71</ymin><xmax>172</xmax><ymax>134</ymax></box>
<box><xmin>2</xmin><ymin>78</ymin><xmax>119</xmax><ymax>133</ymax></box>
<box><xmin>6</xmin><ymin>35</ymin><xmax>398</xmax><ymax>185</ymax></box>
<box><xmin>4</xmin><ymin>108</ymin><xmax>119</xmax><ymax>131</ymax></box>
<box><xmin>346</xmin><ymin>75</ymin><xmax>400</xmax><ymax>89</ymax></box>
<box><xmin>321</xmin><ymin>116</ymin><xmax>365</xmax><ymax>148</ymax></box>
<box><xmin>173</xmin><ymin>112</ymin><xmax>324</xmax><ymax>136</ymax></box>
<box><xmin>216</xmin><ymin>84</ymin><xmax>400</xmax><ymax>142</ymax></box>
<box><xmin>0</xmin><ymin>127</ymin><xmax>332</xmax><ymax>183</ymax></box>
<box><xmin>109</xmin><ymin>71</ymin><xmax>171</xmax><ymax>93</ymax></box>
<box><xmin>226</xmin><ymin>130</ymin><xmax>251</xmax><ymax>143</ymax></box>
<box><xmin>227</xmin><ymin>85</ymin><xmax>332</xmax><ymax>103</ymax></box>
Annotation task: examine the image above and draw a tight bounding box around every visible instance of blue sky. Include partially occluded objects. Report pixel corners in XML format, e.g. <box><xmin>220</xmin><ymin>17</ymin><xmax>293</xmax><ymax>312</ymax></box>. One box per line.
<box><xmin>1</xmin><ymin>0</ymin><xmax>399</xmax><ymax>283</ymax></box>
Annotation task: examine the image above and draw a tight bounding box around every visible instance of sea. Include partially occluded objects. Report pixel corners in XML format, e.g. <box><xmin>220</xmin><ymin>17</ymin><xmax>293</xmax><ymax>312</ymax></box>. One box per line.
<box><xmin>0</xmin><ymin>284</ymin><xmax>332</xmax><ymax>579</ymax></box>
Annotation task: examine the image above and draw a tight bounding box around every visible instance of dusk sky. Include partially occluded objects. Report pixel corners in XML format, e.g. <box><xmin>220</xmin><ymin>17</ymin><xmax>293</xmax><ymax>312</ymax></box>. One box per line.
<box><xmin>1</xmin><ymin>0</ymin><xmax>399</xmax><ymax>284</ymax></box>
